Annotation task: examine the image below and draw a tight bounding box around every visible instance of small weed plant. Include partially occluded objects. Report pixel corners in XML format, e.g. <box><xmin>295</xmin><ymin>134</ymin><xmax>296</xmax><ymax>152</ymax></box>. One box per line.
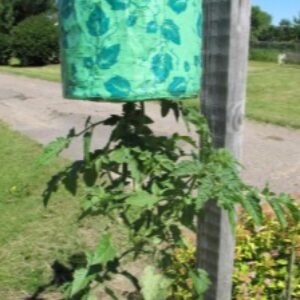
<box><xmin>39</xmin><ymin>102</ymin><xmax>299</xmax><ymax>299</ymax></box>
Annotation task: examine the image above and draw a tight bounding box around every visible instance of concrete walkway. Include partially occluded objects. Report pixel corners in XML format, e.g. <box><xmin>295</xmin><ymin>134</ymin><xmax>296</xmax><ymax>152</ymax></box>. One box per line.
<box><xmin>0</xmin><ymin>73</ymin><xmax>299</xmax><ymax>194</ymax></box>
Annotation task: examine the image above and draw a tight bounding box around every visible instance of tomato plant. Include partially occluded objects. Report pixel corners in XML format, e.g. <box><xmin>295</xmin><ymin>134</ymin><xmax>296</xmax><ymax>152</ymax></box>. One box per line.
<box><xmin>39</xmin><ymin>102</ymin><xmax>299</xmax><ymax>299</ymax></box>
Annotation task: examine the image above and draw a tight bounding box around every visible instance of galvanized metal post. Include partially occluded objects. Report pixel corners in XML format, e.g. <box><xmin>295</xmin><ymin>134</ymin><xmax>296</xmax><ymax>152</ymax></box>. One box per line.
<box><xmin>197</xmin><ymin>1</ymin><xmax>251</xmax><ymax>299</ymax></box>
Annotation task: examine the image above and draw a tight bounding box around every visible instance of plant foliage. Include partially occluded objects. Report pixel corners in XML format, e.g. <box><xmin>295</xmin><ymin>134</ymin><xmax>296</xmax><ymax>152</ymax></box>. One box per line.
<box><xmin>166</xmin><ymin>208</ymin><xmax>300</xmax><ymax>300</ymax></box>
<box><xmin>0</xmin><ymin>0</ymin><xmax>56</xmax><ymax>34</ymax></box>
<box><xmin>0</xmin><ymin>33</ymin><xmax>11</xmax><ymax>65</ymax></box>
<box><xmin>249</xmin><ymin>48</ymin><xmax>280</xmax><ymax>63</ymax></box>
<box><xmin>38</xmin><ymin>102</ymin><xmax>299</xmax><ymax>299</ymax></box>
<box><xmin>234</xmin><ymin>210</ymin><xmax>300</xmax><ymax>300</ymax></box>
<box><xmin>11</xmin><ymin>14</ymin><xmax>59</xmax><ymax>66</ymax></box>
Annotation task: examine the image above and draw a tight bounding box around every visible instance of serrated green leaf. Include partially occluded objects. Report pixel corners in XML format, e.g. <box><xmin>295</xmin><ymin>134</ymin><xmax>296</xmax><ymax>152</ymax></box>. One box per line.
<box><xmin>157</xmin><ymin>156</ymin><xmax>174</xmax><ymax>171</ymax></box>
<box><xmin>91</xmin><ymin>233</ymin><xmax>117</xmax><ymax>266</ymax></box>
<box><xmin>140</xmin><ymin>266</ymin><xmax>171</xmax><ymax>300</ymax></box>
<box><xmin>286</xmin><ymin>202</ymin><xmax>300</xmax><ymax>223</ymax></box>
<box><xmin>126</xmin><ymin>191</ymin><xmax>159</xmax><ymax>208</ymax></box>
<box><xmin>241</xmin><ymin>192</ymin><xmax>263</xmax><ymax>225</ymax></box>
<box><xmin>277</xmin><ymin>194</ymin><xmax>300</xmax><ymax>223</ymax></box>
<box><xmin>37</xmin><ymin>137</ymin><xmax>70</xmax><ymax>166</ymax></box>
<box><xmin>174</xmin><ymin>134</ymin><xmax>197</xmax><ymax>147</ymax></box>
<box><xmin>173</xmin><ymin>160</ymin><xmax>202</xmax><ymax>177</ymax></box>
<box><xmin>189</xmin><ymin>269</ymin><xmax>210</xmax><ymax>299</ymax></box>
<box><xmin>151</xmin><ymin>182</ymin><xmax>161</xmax><ymax>196</ymax></box>
<box><xmin>267</xmin><ymin>199</ymin><xmax>288</xmax><ymax>228</ymax></box>
<box><xmin>87</xmin><ymin>293</ymin><xmax>98</xmax><ymax>300</ymax></box>
<box><xmin>109</xmin><ymin>147</ymin><xmax>130</xmax><ymax>163</ymax></box>
<box><xmin>128</xmin><ymin>159</ymin><xmax>141</xmax><ymax>182</ymax></box>
<box><xmin>196</xmin><ymin>177</ymin><xmax>213</xmax><ymax>210</ymax></box>
<box><xmin>71</xmin><ymin>268</ymin><xmax>89</xmax><ymax>297</ymax></box>
<box><xmin>228</xmin><ymin>207</ymin><xmax>237</xmax><ymax>233</ymax></box>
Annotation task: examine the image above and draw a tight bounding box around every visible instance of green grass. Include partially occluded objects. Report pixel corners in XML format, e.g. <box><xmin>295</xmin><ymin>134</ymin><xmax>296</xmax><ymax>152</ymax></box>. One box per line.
<box><xmin>249</xmin><ymin>48</ymin><xmax>280</xmax><ymax>63</ymax></box>
<box><xmin>0</xmin><ymin>122</ymin><xmax>113</xmax><ymax>299</ymax></box>
<box><xmin>247</xmin><ymin>62</ymin><xmax>300</xmax><ymax>128</ymax></box>
<box><xmin>0</xmin><ymin>61</ymin><xmax>300</xmax><ymax>128</ymax></box>
<box><xmin>0</xmin><ymin>64</ymin><xmax>61</xmax><ymax>82</ymax></box>
<box><xmin>185</xmin><ymin>61</ymin><xmax>300</xmax><ymax>129</ymax></box>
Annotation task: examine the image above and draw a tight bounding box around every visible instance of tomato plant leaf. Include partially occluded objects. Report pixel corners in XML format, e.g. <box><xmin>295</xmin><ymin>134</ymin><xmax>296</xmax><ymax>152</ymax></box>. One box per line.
<box><xmin>188</xmin><ymin>269</ymin><xmax>210</xmax><ymax>300</ymax></box>
<box><xmin>140</xmin><ymin>266</ymin><xmax>171</xmax><ymax>300</ymax></box>
<box><xmin>267</xmin><ymin>199</ymin><xmax>288</xmax><ymax>228</ymax></box>
<box><xmin>37</xmin><ymin>137</ymin><xmax>70</xmax><ymax>166</ymax></box>
<box><xmin>70</xmin><ymin>268</ymin><xmax>90</xmax><ymax>297</ymax></box>
<box><xmin>126</xmin><ymin>191</ymin><xmax>159</xmax><ymax>208</ymax></box>
<box><xmin>91</xmin><ymin>233</ymin><xmax>117</xmax><ymax>265</ymax></box>
<box><xmin>241</xmin><ymin>191</ymin><xmax>263</xmax><ymax>225</ymax></box>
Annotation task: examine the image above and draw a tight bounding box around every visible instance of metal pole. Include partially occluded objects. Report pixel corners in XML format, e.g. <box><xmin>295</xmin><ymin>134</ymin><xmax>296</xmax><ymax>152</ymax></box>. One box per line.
<box><xmin>197</xmin><ymin>1</ymin><xmax>251</xmax><ymax>299</ymax></box>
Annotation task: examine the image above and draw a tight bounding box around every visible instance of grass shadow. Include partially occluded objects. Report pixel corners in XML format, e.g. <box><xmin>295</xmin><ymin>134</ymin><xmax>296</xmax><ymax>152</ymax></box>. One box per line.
<box><xmin>24</xmin><ymin>253</ymin><xmax>87</xmax><ymax>300</ymax></box>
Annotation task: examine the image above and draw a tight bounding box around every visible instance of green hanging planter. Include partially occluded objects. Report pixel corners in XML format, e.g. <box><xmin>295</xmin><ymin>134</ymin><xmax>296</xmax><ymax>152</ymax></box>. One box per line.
<box><xmin>58</xmin><ymin>0</ymin><xmax>202</xmax><ymax>102</ymax></box>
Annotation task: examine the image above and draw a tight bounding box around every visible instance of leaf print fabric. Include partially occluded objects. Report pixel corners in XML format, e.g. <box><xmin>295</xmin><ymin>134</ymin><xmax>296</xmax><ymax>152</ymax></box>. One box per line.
<box><xmin>59</xmin><ymin>0</ymin><xmax>202</xmax><ymax>102</ymax></box>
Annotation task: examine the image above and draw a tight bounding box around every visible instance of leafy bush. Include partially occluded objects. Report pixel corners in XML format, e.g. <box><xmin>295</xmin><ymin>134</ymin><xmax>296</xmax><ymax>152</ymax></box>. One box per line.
<box><xmin>168</xmin><ymin>207</ymin><xmax>300</xmax><ymax>300</ymax></box>
<box><xmin>251</xmin><ymin>41</ymin><xmax>300</xmax><ymax>52</ymax></box>
<box><xmin>0</xmin><ymin>33</ymin><xmax>11</xmax><ymax>65</ymax></box>
<box><xmin>234</xmin><ymin>210</ymin><xmax>300</xmax><ymax>300</ymax></box>
<box><xmin>38</xmin><ymin>102</ymin><xmax>299</xmax><ymax>299</ymax></box>
<box><xmin>11</xmin><ymin>14</ymin><xmax>59</xmax><ymax>66</ymax></box>
<box><xmin>249</xmin><ymin>48</ymin><xmax>280</xmax><ymax>63</ymax></box>
<box><xmin>165</xmin><ymin>241</ymin><xmax>198</xmax><ymax>299</ymax></box>
<box><xmin>0</xmin><ymin>0</ymin><xmax>56</xmax><ymax>34</ymax></box>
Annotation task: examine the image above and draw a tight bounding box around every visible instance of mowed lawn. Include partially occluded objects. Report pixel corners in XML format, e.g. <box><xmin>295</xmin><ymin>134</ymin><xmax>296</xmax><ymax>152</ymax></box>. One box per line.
<box><xmin>0</xmin><ymin>122</ymin><xmax>115</xmax><ymax>299</ymax></box>
<box><xmin>0</xmin><ymin>64</ymin><xmax>61</xmax><ymax>82</ymax></box>
<box><xmin>2</xmin><ymin>61</ymin><xmax>299</xmax><ymax>128</ymax></box>
<box><xmin>247</xmin><ymin>62</ymin><xmax>300</xmax><ymax>128</ymax></box>
<box><xmin>184</xmin><ymin>61</ymin><xmax>300</xmax><ymax>129</ymax></box>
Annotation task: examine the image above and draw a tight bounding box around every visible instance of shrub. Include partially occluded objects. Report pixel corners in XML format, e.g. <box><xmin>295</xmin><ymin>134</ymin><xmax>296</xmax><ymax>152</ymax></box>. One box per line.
<box><xmin>249</xmin><ymin>48</ymin><xmax>280</xmax><ymax>63</ymax></box>
<box><xmin>166</xmin><ymin>242</ymin><xmax>197</xmax><ymax>299</ymax></box>
<box><xmin>11</xmin><ymin>14</ymin><xmax>59</xmax><ymax>66</ymax></box>
<box><xmin>169</xmin><ymin>208</ymin><xmax>300</xmax><ymax>300</ymax></box>
<box><xmin>251</xmin><ymin>41</ymin><xmax>300</xmax><ymax>52</ymax></box>
<box><xmin>234</xmin><ymin>212</ymin><xmax>300</xmax><ymax>300</ymax></box>
<box><xmin>0</xmin><ymin>33</ymin><xmax>11</xmax><ymax>65</ymax></box>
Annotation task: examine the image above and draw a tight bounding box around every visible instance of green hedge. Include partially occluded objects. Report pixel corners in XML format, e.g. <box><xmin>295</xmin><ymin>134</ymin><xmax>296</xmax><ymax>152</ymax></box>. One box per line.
<box><xmin>249</xmin><ymin>48</ymin><xmax>280</xmax><ymax>63</ymax></box>
<box><xmin>251</xmin><ymin>41</ymin><xmax>300</xmax><ymax>52</ymax></box>
<box><xmin>234</xmin><ymin>212</ymin><xmax>300</xmax><ymax>299</ymax></box>
<box><xmin>11</xmin><ymin>14</ymin><xmax>59</xmax><ymax>66</ymax></box>
<box><xmin>0</xmin><ymin>33</ymin><xmax>11</xmax><ymax>65</ymax></box>
<box><xmin>168</xmin><ymin>208</ymin><xmax>300</xmax><ymax>299</ymax></box>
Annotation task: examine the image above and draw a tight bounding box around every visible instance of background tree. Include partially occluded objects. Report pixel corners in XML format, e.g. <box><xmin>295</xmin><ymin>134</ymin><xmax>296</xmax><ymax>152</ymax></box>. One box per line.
<box><xmin>293</xmin><ymin>13</ymin><xmax>300</xmax><ymax>26</ymax></box>
<box><xmin>0</xmin><ymin>2</ymin><xmax>14</xmax><ymax>34</ymax></box>
<box><xmin>294</xmin><ymin>12</ymin><xmax>300</xmax><ymax>41</ymax></box>
<box><xmin>12</xmin><ymin>0</ymin><xmax>56</xmax><ymax>25</ymax></box>
<box><xmin>251</xmin><ymin>6</ymin><xmax>272</xmax><ymax>41</ymax></box>
<box><xmin>280</xmin><ymin>19</ymin><xmax>292</xmax><ymax>27</ymax></box>
<box><xmin>257</xmin><ymin>25</ymin><xmax>278</xmax><ymax>42</ymax></box>
<box><xmin>277</xmin><ymin>19</ymin><xmax>296</xmax><ymax>42</ymax></box>
<box><xmin>0</xmin><ymin>0</ymin><xmax>56</xmax><ymax>33</ymax></box>
<box><xmin>251</xmin><ymin>9</ymin><xmax>300</xmax><ymax>43</ymax></box>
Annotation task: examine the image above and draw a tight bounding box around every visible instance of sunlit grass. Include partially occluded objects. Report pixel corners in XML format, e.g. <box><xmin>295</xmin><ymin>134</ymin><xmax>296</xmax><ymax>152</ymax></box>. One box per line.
<box><xmin>184</xmin><ymin>61</ymin><xmax>300</xmax><ymax>129</ymax></box>
<box><xmin>0</xmin><ymin>122</ymin><xmax>116</xmax><ymax>299</ymax></box>
<box><xmin>0</xmin><ymin>64</ymin><xmax>61</xmax><ymax>82</ymax></box>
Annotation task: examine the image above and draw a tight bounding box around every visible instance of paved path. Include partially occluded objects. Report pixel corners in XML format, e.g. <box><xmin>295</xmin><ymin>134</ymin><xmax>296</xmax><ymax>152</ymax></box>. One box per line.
<box><xmin>0</xmin><ymin>73</ymin><xmax>299</xmax><ymax>194</ymax></box>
